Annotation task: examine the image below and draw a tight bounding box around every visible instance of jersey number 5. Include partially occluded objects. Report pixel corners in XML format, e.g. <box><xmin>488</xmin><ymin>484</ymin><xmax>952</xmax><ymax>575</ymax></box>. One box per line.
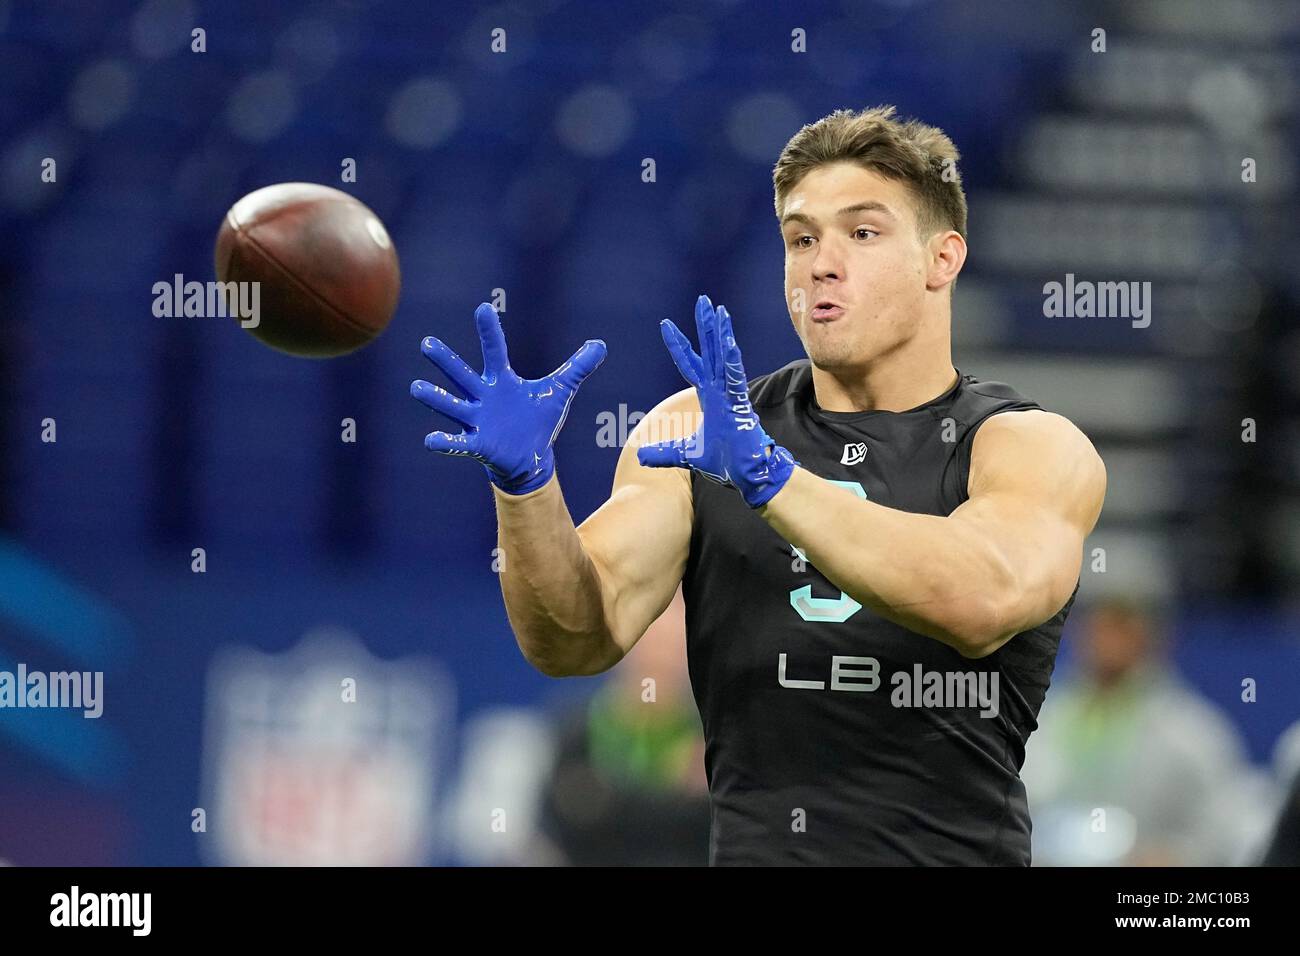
<box><xmin>789</xmin><ymin>480</ymin><xmax>866</xmax><ymax>623</ymax></box>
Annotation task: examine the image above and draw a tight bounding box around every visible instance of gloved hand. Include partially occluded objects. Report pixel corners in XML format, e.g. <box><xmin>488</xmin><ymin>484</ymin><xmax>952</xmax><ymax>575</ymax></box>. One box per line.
<box><xmin>411</xmin><ymin>303</ymin><xmax>606</xmax><ymax>494</ymax></box>
<box><xmin>638</xmin><ymin>294</ymin><xmax>797</xmax><ymax>508</ymax></box>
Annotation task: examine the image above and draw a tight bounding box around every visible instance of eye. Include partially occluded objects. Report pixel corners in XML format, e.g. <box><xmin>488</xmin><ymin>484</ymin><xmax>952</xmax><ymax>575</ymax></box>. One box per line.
<box><xmin>793</xmin><ymin>235</ymin><xmax>815</xmax><ymax>249</ymax></box>
<box><xmin>853</xmin><ymin>227</ymin><xmax>877</xmax><ymax>240</ymax></box>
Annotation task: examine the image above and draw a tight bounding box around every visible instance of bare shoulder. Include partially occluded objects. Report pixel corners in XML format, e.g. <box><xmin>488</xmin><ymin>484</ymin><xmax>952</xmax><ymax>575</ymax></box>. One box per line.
<box><xmin>969</xmin><ymin>410</ymin><xmax>1106</xmax><ymax>524</ymax></box>
<box><xmin>628</xmin><ymin>387</ymin><xmax>701</xmax><ymax>445</ymax></box>
<box><xmin>973</xmin><ymin>409</ymin><xmax>1101</xmax><ymax>464</ymax></box>
<box><xmin>611</xmin><ymin>386</ymin><xmax>701</xmax><ymax>489</ymax></box>
<box><xmin>618</xmin><ymin>386</ymin><xmax>701</xmax><ymax>458</ymax></box>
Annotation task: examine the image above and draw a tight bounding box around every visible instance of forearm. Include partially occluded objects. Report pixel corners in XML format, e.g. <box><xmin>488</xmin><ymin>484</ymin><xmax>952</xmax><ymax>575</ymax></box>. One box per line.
<box><xmin>757</xmin><ymin>467</ymin><xmax>1016</xmax><ymax>655</ymax></box>
<box><xmin>492</xmin><ymin>471</ymin><xmax>622</xmax><ymax>677</ymax></box>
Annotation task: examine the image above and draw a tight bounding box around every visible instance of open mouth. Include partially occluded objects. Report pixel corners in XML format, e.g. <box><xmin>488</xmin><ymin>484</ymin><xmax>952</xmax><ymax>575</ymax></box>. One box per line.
<box><xmin>811</xmin><ymin>301</ymin><xmax>844</xmax><ymax>321</ymax></box>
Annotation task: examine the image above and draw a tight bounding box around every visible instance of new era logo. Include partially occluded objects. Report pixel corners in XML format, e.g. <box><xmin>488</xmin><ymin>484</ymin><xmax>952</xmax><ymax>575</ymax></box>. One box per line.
<box><xmin>841</xmin><ymin>442</ymin><xmax>868</xmax><ymax>466</ymax></box>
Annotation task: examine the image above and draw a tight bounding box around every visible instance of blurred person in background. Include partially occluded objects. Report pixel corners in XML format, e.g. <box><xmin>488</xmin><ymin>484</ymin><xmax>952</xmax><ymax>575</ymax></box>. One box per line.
<box><xmin>1258</xmin><ymin>719</ymin><xmax>1300</xmax><ymax>865</ymax></box>
<box><xmin>1260</xmin><ymin>769</ymin><xmax>1300</xmax><ymax>866</ymax></box>
<box><xmin>1022</xmin><ymin>598</ymin><xmax>1268</xmax><ymax>866</ymax></box>
<box><xmin>532</xmin><ymin>587</ymin><xmax>710</xmax><ymax>865</ymax></box>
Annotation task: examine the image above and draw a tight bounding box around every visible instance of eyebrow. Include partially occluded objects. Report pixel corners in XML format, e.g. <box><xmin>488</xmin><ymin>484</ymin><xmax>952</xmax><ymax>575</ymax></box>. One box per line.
<box><xmin>780</xmin><ymin>201</ymin><xmax>898</xmax><ymax>228</ymax></box>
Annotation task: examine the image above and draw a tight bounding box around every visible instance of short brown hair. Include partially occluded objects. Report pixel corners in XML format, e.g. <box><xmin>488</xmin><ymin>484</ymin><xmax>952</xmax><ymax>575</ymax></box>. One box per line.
<box><xmin>772</xmin><ymin>105</ymin><xmax>967</xmax><ymax>240</ymax></box>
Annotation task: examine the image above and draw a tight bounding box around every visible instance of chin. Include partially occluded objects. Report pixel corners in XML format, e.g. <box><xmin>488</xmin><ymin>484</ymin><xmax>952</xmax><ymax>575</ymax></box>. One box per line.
<box><xmin>812</xmin><ymin>328</ymin><xmax>908</xmax><ymax>371</ymax></box>
<box><xmin>804</xmin><ymin>342</ymin><xmax>867</xmax><ymax>372</ymax></box>
<box><xmin>800</xmin><ymin>330</ymin><xmax>865</xmax><ymax>370</ymax></box>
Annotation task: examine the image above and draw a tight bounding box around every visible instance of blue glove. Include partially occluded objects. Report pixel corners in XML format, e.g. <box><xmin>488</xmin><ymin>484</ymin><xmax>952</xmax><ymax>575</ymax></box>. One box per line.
<box><xmin>638</xmin><ymin>294</ymin><xmax>797</xmax><ymax>508</ymax></box>
<box><xmin>411</xmin><ymin>302</ymin><xmax>607</xmax><ymax>494</ymax></box>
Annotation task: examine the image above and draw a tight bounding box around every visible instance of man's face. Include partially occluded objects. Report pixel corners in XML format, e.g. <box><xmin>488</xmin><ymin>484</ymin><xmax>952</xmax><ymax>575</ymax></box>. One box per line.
<box><xmin>780</xmin><ymin>162</ymin><xmax>934</xmax><ymax>371</ymax></box>
<box><xmin>1081</xmin><ymin>608</ymin><xmax>1151</xmax><ymax>687</ymax></box>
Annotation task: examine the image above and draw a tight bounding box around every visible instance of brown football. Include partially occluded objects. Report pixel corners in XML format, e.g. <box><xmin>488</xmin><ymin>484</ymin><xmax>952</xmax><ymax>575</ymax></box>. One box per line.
<box><xmin>214</xmin><ymin>182</ymin><xmax>400</xmax><ymax>358</ymax></box>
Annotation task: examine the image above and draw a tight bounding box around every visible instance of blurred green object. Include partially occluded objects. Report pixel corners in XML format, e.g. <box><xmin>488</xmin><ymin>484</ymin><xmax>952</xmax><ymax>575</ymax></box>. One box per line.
<box><xmin>585</xmin><ymin>684</ymin><xmax>702</xmax><ymax>791</ymax></box>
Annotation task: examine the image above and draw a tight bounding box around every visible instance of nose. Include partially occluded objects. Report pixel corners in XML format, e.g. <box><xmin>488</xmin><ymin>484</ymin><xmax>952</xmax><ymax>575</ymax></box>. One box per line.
<box><xmin>811</xmin><ymin>233</ymin><xmax>845</xmax><ymax>283</ymax></box>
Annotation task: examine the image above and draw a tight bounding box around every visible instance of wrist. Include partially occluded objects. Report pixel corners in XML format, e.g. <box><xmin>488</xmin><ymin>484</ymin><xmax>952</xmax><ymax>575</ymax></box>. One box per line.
<box><xmin>485</xmin><ymin>450</ymin><xmax>556</xmax><ymax>496</ymax></box>
<box><xmin>739</xmin><ymin>442</ymin><xmax>798</xmax><ymax>509</ymax></box>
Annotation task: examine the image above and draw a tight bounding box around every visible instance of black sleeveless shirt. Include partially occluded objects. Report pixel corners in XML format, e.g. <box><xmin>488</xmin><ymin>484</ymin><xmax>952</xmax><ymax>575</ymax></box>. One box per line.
<box><xmin>681</xmin><ymin>359</ymin><xmax>1078</xmax><ymax>865</ymax></box>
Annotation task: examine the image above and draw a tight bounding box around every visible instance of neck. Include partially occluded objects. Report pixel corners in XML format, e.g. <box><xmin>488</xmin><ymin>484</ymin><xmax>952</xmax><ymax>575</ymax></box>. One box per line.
<box><xmin>810</xmin><ymin>310</ymin><xmax>957</xmax><ymax>413</ymax></box>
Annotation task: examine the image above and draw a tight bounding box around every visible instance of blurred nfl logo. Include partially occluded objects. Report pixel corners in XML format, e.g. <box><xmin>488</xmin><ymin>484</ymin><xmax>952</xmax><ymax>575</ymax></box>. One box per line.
<box><xmin>200</xmin><ymin>628</ymin><xmax>454</xmax><ymax>866</ymax></box>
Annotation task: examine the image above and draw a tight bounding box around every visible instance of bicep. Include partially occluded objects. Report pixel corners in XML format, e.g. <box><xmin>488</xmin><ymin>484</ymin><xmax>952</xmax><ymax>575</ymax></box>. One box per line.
<box><xmin>950</xmin><ymin>411</ymin><xmax>1106</xmax><ymax>638</ymax></box>
<box><xmin>576</xmin><ymin>388</ymin><xmax>698</xmax><ymax>657</ymax></box>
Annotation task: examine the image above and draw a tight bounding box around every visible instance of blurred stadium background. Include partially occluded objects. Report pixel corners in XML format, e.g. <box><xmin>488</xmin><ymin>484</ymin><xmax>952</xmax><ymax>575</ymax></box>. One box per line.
<box><xmin>0</xmin><ymin>0</ymin><xmax>1297</xmax><ymax>865</ymax></box>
